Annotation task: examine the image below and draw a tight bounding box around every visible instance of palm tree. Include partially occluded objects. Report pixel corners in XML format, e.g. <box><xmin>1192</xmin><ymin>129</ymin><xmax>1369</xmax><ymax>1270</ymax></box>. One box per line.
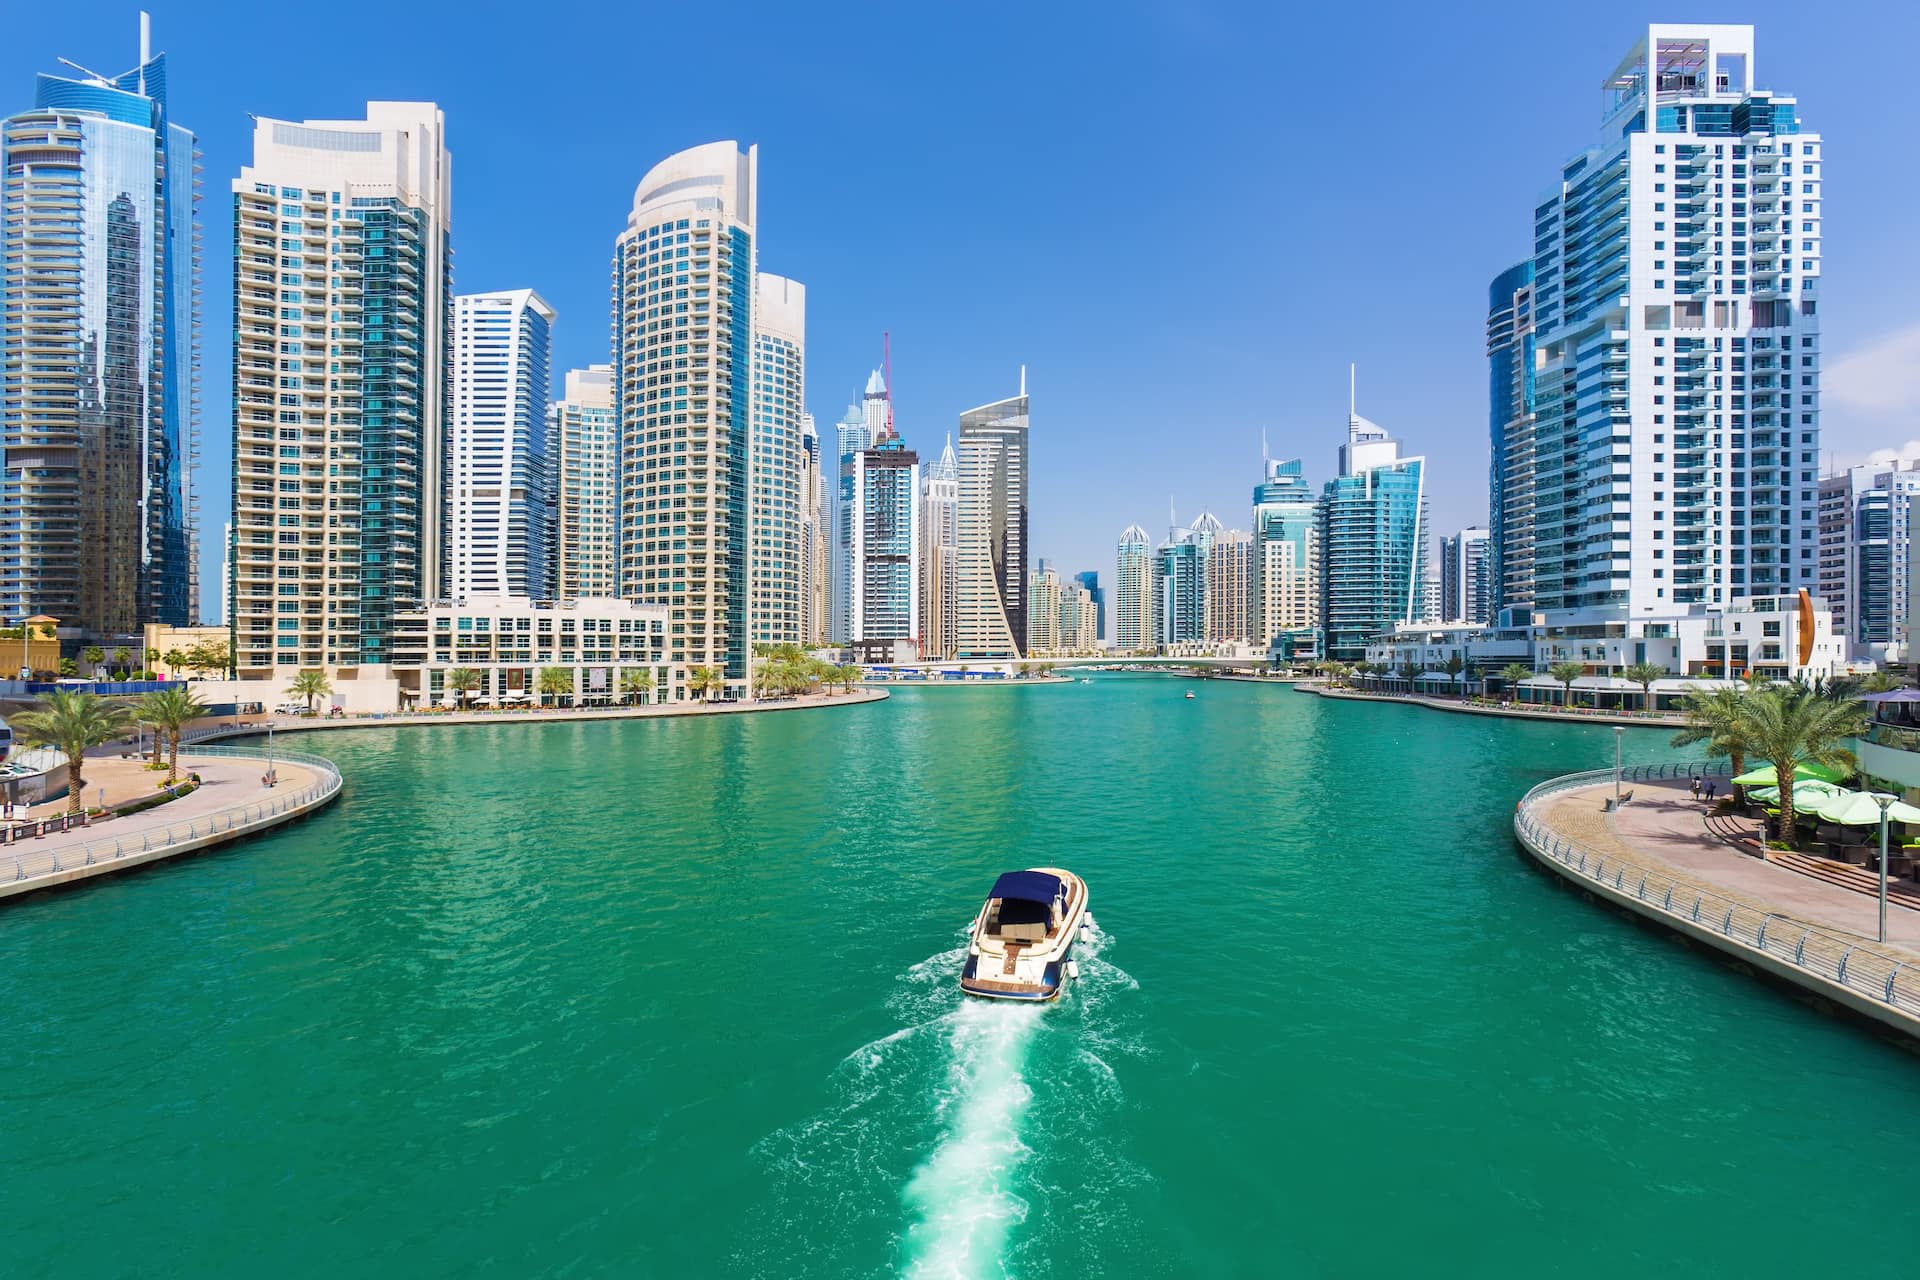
<box><xmin>620</xmin><ymin>668</ymin><xmax>654</xmax><ymax>705</ymax></box>
<box><xmin>287</xmin><ymin>669</ymin><xmax>332</xmax><ymax>714</ymax></box>
<box><xmin>687</xmin><ymin>665</ymin><xmax>724</xmax><ymax>702</ymax></box>
<box><xmin>1549</xmin><ymin>661</ymin><xmax>1584</xmax><ymax>709</ymax></box>
<box><xmin>536</xmin><ymin>666</ymin><xmax>575</xmax><ymax>708</ymax></box>
<box><xmin>1396</xmin><ymin>660</ymin><xmax>1419</xmax><ymax>693</ymax></box>
<box><xmin>1738</xmin><ymin>684</ymin><xmax>1865</xmax><ymax>848</ymax></box>
<box><xmin>1670</xmin><ymin>685</ymin><xmax>1754</xmax><ymax>780</ymax></box>
<box><xmin>134</xmin><ymin>687</ymin><xmax>210</xmax><ymax>785</ymax></box>
<box><xmin>12</xmin><ymin>690</ymin><xmax>132</xmax><ymax>816</ymax></box>
<box><xmin>1857</xmin><ymin>670</ymin><xmax>1904</xmax><ymax>694</ymax></box>
<box><xmin>81</xmin><ymin>645</ymin><xmax>105</xmax><ymax>677</ymax></box>
<box><xmin>1442</xmin><ymin>653</ymin><xmax>1467</xmax><ymax>700</ymax></box>
<box><xmin>1624</xmin><ymin>661</ymin><xmax>1668</xmax><ymax>715</ymax></box>
<box><xmin>1499</xmin><ymin>663</ymin><xmax>1534</xmax><ymax>705</ymax></box>
<box><xmin>111</xmin><ymin>646</ymin><xmax>132</xmax><ymax>678</ymax></box>
<box><xmin>161</xmin><ymin>648</ymin><xmax>186</xmax><ymax>678</ymax></box>
<box><xmin>446</xmin><ymin>667</ymin><xmax>482</xmax><ymax>710</ymax></box>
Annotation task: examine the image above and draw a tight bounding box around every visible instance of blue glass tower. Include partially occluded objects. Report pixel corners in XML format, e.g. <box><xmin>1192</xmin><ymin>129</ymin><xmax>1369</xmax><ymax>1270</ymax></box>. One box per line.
<box><xmin>1320</xmin><ymin>410</ymin><xmax>1426</xmax><ymax>663</ymax></box>
<box><xmin>1</xmin><ymin>17</ymin><xmax>198</xmax><ymax>637</ymax></box>
<box><xmin>1487</xmin><ymin>261</ymin><xmax>1535</xmax><ymax>614</ymax></box>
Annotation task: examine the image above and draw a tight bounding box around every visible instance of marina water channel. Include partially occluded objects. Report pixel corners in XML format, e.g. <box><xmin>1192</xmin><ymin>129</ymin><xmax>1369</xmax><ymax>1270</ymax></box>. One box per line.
<box><xmin>4</xmin><ymin>675</ymin><xmax>1917</xmax><ymax>1276</ymax></box>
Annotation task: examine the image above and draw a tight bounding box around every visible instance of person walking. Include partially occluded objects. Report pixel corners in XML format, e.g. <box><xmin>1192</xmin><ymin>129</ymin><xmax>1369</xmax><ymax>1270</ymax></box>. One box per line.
<box><xmin>1690</xmin><ymin>777</ymin><xmax>1702</xmax><ymax>801</ymax></box>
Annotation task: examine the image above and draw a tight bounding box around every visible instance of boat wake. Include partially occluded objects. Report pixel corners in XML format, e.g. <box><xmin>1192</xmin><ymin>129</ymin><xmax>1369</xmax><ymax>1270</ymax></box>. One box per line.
<box><xmin>741</xmin><ymin>924</ymin><xmax>1142</xmax><ymax>1279</ymax></box>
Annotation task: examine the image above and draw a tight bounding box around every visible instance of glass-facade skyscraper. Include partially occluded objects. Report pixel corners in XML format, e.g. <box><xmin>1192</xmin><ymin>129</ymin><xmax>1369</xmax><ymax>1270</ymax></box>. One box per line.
<box><xmin>1073</xmin><ymin>569</ymin><xmax>1103</xmax><ymax>643</ymax></box>
<box><xmin>1320</xmin><ymin>408</ymin><xmax>1426</xmax><ymax>664</ymax></box>
<box><xmin>1487</xmin><ymin>260</ymin><xmax>1535</xmax><ymax>614</ymax></box>
<box><xmin>1114</xmin><ymin>524</ymin><xmax>1152</xmax><ymax>652</ymax></box>
<box><xmin>452</xmin><ymin>289</ymin><xmax>555</xmax><ymax>601</ymax></box>
<box><xmin>920</xmin><ymin>437</ymin><xmax>959</xmax><ymax>659</ymax></box>
<box><xmin>955</xmin><ymin>383</ymin><xmax>1028</xmax><ymax>659</ymax></box>
<box><xmin>1252</xmin><ymin>458</ymin><xmax>1319</xmax><ymax>650</ymax></box>
<box><xmin>228</xmin><ymin>102</ymin><xmax>452</xmax><ymax>678</ymax></box>
<box><xmin>2</xmin><ymin>17</ymin><xmax>198</xmax><ymax>637</ymax></box>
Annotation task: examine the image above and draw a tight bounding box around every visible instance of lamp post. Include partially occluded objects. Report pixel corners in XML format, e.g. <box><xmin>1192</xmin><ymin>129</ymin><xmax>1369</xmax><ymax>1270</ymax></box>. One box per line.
<box><xmin>1875</xmin><ymin>791</ymin><xmax>1896</xmax><ymax>944</ymax></box>
<box><xmin>1614</xmin><ymin>725</ymin><xmax>1625</xmax><ymax>807</ymax></box>
<box><xmin>265</xmin><ymin>721</ymin><xmax>277</xmax><ymax>788</ymax></box>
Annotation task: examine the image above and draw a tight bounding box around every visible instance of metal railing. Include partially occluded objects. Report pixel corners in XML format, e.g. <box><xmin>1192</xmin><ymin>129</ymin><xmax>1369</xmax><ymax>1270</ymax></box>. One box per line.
<box><xmin>1515</xmin><ymin>766</ymin><xmax>1920</xmax><ymax>1015</ymax></box>
<box><xmin>5</xmin><ymin>745</ymin><xmax>342</xmax><ymax>891</ymax></box>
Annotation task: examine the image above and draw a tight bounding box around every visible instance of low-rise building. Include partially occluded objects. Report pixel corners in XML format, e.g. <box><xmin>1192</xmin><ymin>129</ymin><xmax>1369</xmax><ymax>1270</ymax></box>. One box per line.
<box><xmin>390</xmin><ymin>596</ymin><xmax>684</xmax><ymax>708</ymax></box>
<box><xmin>1360</xmin><ymin>593</ymin><xmax>1845</xmax><ymax>706</ymax></box>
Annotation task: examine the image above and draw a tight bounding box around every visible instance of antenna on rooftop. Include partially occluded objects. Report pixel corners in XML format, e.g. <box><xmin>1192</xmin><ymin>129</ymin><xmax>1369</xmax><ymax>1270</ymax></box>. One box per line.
<box><xmin>56</xmin><ymin>57</ymin><xmax>116</xmax><ymax>87</ymax></box>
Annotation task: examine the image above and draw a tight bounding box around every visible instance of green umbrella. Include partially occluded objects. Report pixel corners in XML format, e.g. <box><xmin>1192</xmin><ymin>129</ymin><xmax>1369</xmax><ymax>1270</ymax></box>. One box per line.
<box><xmin>1816</xmin><ymin>790</ymin><xmax>1920</xmax><ymax>826</ymax></box>
<box><xmin>1730</xmin><ymin>761</ymin><xmax>1851</xmax><ymax>786</ymax></box>
<box><xmin>1747</xmin><ymin>779</ymin><xmax>1843</xmax><ymax>808</ymax></box>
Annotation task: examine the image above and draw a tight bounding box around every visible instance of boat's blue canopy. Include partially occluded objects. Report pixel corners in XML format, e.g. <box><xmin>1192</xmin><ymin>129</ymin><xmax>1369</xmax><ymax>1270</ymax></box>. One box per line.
<box><xmin>990</xmin><ymin>870</ymin><xmax>1063</xmax><ymax>908</ymax></box>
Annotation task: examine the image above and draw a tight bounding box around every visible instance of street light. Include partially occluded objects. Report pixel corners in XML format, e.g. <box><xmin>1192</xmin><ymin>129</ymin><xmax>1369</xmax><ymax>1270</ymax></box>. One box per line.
<box><xmin>265</xmin><ymin>720</ymin><xmax>277</xmax><ymax>788</ymax></box>
<box><xmin>1875</xmin><ymin>791</ymin><xmax>1896</xmax><ymax>944</ymax></box>
<box><xmin>1614</xmin><ymin>725</ymin><xmax>1625</xmax><ymax>807</ymax></box>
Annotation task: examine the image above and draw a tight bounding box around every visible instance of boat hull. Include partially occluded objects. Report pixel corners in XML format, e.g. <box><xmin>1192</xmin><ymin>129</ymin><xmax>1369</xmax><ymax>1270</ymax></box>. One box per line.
<box><xmin>959</xmin><ymin>867</ymin><xmax>1088</xmax><ymax>1001</ymax></box>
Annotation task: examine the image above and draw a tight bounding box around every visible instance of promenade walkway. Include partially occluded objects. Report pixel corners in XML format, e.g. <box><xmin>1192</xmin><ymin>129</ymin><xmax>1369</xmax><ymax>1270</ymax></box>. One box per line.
<box><xmin>2</xmin><ymin>746</ymin><xmax>338</xmax><ymax>901</ymax></box>
<box><xmin>1305</xmin><ymin>683</ymin><xmax>1686</xmax><ymax>728</ymax></box>
<box><xmin>193</xmin><ymin>686</ymin><xmax>887</xmax><ymax>743</ymax></box>
<box><xmin>1515</xmin><ymin>766</ymin><xmax>1920</xmax><ymax>1039</ymax></box>
<box><xmin>1543</xmin><ymin>778</ymin><xmax>1920</xmax><ymax>954</ymax></box>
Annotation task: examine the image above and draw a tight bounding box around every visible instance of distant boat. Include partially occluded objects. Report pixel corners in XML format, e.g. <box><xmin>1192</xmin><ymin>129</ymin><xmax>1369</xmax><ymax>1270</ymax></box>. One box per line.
<box><xmin>960</xmin><ymin>868</ymin><xmax>1089</xmax><ymax>1001</ymax></box>
<box><xmin>1185</xmin><ymin>691</ymin><xmax>1196</xmax><ymax>700</ymax></box>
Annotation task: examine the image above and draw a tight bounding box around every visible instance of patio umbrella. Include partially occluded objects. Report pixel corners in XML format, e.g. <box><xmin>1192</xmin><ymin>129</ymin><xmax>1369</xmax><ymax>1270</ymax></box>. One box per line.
<box><xmin>1816</xmin><ymin>790</ymin><xmax>1920</xmax><ymax>826</ymax></box>
<box><xmin>1746</xmin><ymin>779</ymin><xmax>1843</xmax><ymax>808</ymax></box>
<box><xmin>1730</xmin><ymin>761</ymin><xmax>1851</xmax><ymax>786</ymax></box>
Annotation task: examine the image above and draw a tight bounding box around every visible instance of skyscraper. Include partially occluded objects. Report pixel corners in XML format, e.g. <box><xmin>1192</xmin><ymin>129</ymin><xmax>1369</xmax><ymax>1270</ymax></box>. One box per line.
<box><xmin>2</xmin><ymin>16</ymin><xmax>198</xmax><ymax>637</ymax></box>
<box><xmin>920</xmin><ymin>437</ymin><xmax>960</xmax><ymax>659</ymax></box>
<box><xmin>1072</xmin><ymin>570</ymin><xmax>1104</xmax><ymax>643</ymax></box>
<box><xmin>229</xmin><ymin>102</ymin><xmax>452</xmax><ymax>680</ymax></box>
<box><xmin>1027</xmin><ymin>561</ymin><xmax>1062</xmax><ymax>654</ymax></box>
<box><xmin>751</xmin><ymin>273</ymin><xmax>805</xmax><ymax>647</ymax></box>
<box><xmin>1440</xmin><ymin>527</ymin><xmax>1493</xmax><ymax>624</ymax></box>
<box><xmin>1115</xmin><ymin>524</ymin><xmax>1153</xmax><ymax>652</ymax></box>
<box><xmin>614</xmin><ymin>142</ymin><xmax>762</xmax><ymax>691</ymax></box>
<box><xmin>452</xmin><ymin>289</ymin><xmax>555</xmax><ymax>601</ymax></box>
<box><xmin>1487</xmin><ymin>261</ymin><xmax>1536</xmax><ymax>614</ymax></box>
<box><xmin>1320</xmin><ymin>398</ymin><xmax>1426</xmax><ymax>664</ymax></box>
<box><xmin>1154</xmin><ymin>515</ymin><xmax>1208</xmax><ymax>647</ymax></box>
<box><xmin>1817</xmin><ymin>461</ymin><xmax>1920</xmax><ymax>661</ymax></box>
<box><xmin>1207</xmin><ymin>528</ymin><xmax>1254</xmax><ymax>644</ymax></box>
<box><xmin>955</xmin><ymin>380</ymin><xmax>1029</xmax><ymax>660</ymax></box>
<box><xmin>799</xmin><ymin>412</ymin><xmax>829</xmax><ymax>646</ymax></box>
<box><xmin>845</xmin><ymin>436</ymin><xmax>920</xmax><ymax>645</ymax></box>
<box><xmin>554</xmin><ymin>364</ymin><xmax>618</xmax><ymax>601</ymax></box>
<box><xmin>831</xmin><ymin>374</ymin><xmax>881</xmax><ymax>642</ymax></box>
<box><xmin>1252</xmin><ymin>457</ymin><xmax>1319</xmax><ymax>650</ymax></box>
<box><xmin>1526</xmin><ymin>25</ymin><xmax>1819</xmax><ymax>615</ymax></box>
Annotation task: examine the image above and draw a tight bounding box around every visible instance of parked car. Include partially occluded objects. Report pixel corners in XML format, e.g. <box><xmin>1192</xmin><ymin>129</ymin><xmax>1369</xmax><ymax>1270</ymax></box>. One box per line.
<box><xmin>274</xmin><ymin>702</ymin><xmax>308</xmax><ymax>716</ymax></box>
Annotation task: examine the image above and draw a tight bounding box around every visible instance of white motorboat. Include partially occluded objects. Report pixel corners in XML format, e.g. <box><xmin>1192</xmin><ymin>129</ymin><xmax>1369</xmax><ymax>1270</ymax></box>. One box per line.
<box><xmin>1185</xmin><ymin>691</ymin><xmax>1196</xmax><ymax>700</ymax></box>
<box><xmin>959</xmin><ymin>868</ymin><xmax>1089</xmax><ymax>1001</ymax></box>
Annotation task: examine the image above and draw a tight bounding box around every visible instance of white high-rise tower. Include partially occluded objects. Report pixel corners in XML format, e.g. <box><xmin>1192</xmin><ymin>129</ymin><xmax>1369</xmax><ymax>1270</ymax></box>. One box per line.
<box><xmin>452</xmin><ymin>289</ymin><xmax>555</xmax><ymax>601</ymax></box>
<box><xmin>1526</xmin><ymin>25</ymin><xmax>1820</xmax><ymax>617</ymax></box>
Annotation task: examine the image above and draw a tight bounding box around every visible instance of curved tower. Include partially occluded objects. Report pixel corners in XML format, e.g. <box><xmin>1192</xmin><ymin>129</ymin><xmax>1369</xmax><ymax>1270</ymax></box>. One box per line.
<box><xmin>614</xmin><ymin>142</ymin><xmax>757</xmax><ymax>689</ymax></box>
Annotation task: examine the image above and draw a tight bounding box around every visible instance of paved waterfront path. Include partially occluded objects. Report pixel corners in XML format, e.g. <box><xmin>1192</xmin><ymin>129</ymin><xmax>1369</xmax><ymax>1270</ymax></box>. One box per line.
<box><xmin>2</xmin><ymin>748</ymin><xmax>334</xmax><ymax>900</ymax></box>
<box><xmin>1306</xmin><ymin>683</ymin><xmax>1687</xmax><ymax>727</ymax></box>
<box><xmin>194</xmin><ymin>686</ymin><xmax>887</xmax><ymax>743</ymax></box>
<box><xmin>1543</xmin><ymin>778</ymin><xmax>1920</xmax><ymax>956</ymax></box>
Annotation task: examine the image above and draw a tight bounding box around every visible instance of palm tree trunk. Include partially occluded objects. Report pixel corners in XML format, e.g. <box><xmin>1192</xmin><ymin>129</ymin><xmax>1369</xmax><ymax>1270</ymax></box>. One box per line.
<box><xmin>65</xmin><ymin>758</ymin><xmax>85</xmax><ymax>816</ymax></box>
<box><xmin>167</xmin><ymin>729</ymin><xmax>180</xmax><ymax>785</ymax></box>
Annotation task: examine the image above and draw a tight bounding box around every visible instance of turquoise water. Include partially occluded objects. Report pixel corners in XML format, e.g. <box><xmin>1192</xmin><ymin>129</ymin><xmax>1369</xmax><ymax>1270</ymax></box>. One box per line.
<box><xmin>4</xmin><ymin>676</ymin><xmax>1918</xmax><ymax>1277</ymax></box>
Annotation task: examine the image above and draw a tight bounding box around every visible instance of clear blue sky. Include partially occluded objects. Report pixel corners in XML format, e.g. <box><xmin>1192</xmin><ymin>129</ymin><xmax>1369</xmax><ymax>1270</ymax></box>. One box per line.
<box><xmin>9</xmin><ymin>2</ymin><xmax>1919</xmax><ymax>619</ymax></box>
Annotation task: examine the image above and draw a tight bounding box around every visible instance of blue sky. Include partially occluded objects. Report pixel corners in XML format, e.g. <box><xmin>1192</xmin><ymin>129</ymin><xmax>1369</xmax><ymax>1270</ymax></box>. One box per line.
<box><xmin>9</xmin><ymin>2</ymin><xmax>1920</xmax><ymax>618</ymax></box>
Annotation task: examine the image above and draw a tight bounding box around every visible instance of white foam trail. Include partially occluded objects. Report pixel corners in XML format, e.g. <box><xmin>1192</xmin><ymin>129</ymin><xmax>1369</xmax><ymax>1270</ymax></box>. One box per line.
<box><xmin>901</xmin><ymin>999</ymin><xmax>1044</xmax><ymax>1278</ymax></box>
